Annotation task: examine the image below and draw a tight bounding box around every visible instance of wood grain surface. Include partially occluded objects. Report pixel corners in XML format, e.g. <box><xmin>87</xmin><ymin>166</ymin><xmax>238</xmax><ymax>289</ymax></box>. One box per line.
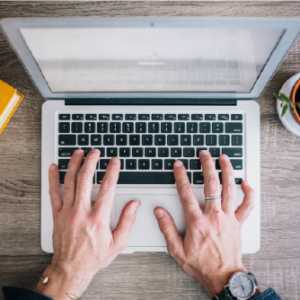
<box><xmin>0</xmin><ymin>1</ymin><xmax>300</xmax><ymax>299</ymax></box>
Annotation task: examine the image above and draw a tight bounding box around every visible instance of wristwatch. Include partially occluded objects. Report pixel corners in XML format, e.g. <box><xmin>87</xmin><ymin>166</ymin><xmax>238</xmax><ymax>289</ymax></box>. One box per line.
<box><xmin>212</xmin><ymin>271</ymin><xmax>258</xmax><ymax>300</ymax></box>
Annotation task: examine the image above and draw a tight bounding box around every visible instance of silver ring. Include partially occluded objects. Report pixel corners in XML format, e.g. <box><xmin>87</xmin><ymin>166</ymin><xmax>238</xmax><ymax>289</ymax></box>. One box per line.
<box><xmin>205</xmin><ymin>196</ymin><xmax>222</xmax><ymax>201</ymax></box>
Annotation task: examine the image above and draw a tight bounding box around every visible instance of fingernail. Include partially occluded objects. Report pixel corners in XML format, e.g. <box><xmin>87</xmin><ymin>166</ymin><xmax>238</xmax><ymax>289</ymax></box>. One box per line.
<box><xmin>132</xmin><ymin>201</ymin><xmax>141</xmax><ymax>212</ymax></box>
<box><xmin>111</xmin><ymin>157</ymin><xmax>120</xmax><ymax>164</ymax></box>
<box><xmin>75</xmin><ymin>149</ymin><xmax>83</xmax><ymax>154</ymax></box>
<box><xmin>220</xmin><ymin>154</ymin><xmax>229</xmax><ymax>161</ymax></box>
<box><xmin>91</xmin><ymin>148</ymin><xmax>100</xmax><ymax>153</ymax></box>
<box><xmin>174</xmin><ymin>160</ymin><xmax>183</xmax><ymax>168</ymax></box>
<box><xmin>49</xmin><ymin>164</ymin><xmax>56</xmax><ymax>171</ymax></box>
<box><xmin>200</xmin><ymin>150</ymin><xmax>209</xmax><ymax>156</ymax></box>
<box><xmin>154</xmin><ymin>209</ymin><xmax>163</xmax><ymax>219</ymax></box>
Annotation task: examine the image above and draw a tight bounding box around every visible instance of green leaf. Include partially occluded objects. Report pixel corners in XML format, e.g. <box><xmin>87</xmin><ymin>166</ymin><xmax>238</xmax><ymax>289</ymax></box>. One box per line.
<box><xmin>293</xmin><ymin>107</ymin><xmax>296</xmax><ymax>114</ymax></box>
<box><xmin>280</xmin><ymin>102</ymin><xmax>283</xmax><ymax>108</ymax></box>
<box><xmin>298</xmin><ymin>103</ymin><xmax>300</xmax><ymax>109</ymax></box>
<box><xmin>273</xmin><ymin>93</ymin><xmax>285</xmax><ymax>102</ymax></box>
<box><xmin>281</xmin><ymin>104</ymin><xmax>288</xmax><ymax>118</ymax></box>
<box><xmin>280</xmin><ymin>93</ymin><xmax>292</xmax><ymax>103</ymax></box>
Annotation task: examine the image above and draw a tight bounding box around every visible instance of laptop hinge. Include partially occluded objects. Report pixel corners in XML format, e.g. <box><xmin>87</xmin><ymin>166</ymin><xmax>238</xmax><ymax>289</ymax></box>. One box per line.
<box><xmin>65</xmin><ymin>98</ymin><xmax>237</xmax><ymax>106</ymax></box>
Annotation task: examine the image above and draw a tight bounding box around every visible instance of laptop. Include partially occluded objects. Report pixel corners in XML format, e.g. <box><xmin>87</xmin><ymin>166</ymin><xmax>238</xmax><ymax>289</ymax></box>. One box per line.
<box><xmin>2</xmin><ymin>17</ymin><xmax>300</xmax><ymax>254</ymax></box>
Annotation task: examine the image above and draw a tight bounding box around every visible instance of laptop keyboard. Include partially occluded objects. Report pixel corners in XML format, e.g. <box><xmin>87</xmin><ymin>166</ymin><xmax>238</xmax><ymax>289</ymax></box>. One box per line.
<box><xmin>58</xmin><ymin>112</ymin><xmax>244</xmax><ymax>185</ymax></box>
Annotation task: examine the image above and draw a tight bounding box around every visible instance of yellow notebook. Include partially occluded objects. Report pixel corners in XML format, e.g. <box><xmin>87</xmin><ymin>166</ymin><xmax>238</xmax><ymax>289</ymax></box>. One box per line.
<box><xmin>0</xmin><ymin>80</ymin><xmax>24</xmax><ymax>134</ymax></box>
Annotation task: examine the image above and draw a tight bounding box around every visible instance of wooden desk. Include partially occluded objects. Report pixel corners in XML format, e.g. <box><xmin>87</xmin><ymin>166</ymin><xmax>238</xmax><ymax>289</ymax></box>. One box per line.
<box><xmin>0</xmin><ymin>2</ymin><xmax>300</xmax><ymax>299</ymax></box>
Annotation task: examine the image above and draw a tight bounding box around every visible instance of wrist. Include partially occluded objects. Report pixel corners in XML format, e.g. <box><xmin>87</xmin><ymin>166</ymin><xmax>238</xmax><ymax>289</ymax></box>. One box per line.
<box><xmin>35</xmin><ymin>264</ymin><xmax>93</xmax><ymax>300</ymax></box>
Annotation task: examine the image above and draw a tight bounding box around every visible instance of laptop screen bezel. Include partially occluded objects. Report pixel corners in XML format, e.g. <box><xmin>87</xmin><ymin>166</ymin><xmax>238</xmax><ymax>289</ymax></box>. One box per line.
<box><xmin>1</xmin><ymin>17</ymin><xmax>300</xmax><ymax>102</ymax></box>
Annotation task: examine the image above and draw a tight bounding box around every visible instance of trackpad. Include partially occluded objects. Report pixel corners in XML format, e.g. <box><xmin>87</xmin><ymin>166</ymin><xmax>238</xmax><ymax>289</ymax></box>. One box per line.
<box><xmin>116</xmin><ymin>194</ymin><xmax>186</xmax><ymax>247</ymax></box>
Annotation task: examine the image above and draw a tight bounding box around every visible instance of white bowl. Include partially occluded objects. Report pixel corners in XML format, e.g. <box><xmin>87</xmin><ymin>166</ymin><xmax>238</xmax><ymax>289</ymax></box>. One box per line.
<box><xmin>277</xmin><ymin>72</ymin><xmax>300</xmax><ymax>137</ymax></box>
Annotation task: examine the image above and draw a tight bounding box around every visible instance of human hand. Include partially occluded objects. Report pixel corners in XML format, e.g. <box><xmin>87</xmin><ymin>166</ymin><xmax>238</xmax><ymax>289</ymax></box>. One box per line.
<box><xmin>35</xmin><ymin>149</ymin><xmax>140</xmax><ymax>300</ymax></box>
<box><xmin>154</xmin><ymin>150</ymin><xmax>255</xmax><ymax>298</ymax></box>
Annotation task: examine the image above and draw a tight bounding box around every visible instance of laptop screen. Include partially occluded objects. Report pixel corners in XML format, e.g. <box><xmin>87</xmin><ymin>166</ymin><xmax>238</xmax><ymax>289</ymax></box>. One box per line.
<box><xmin>20</xmin><ymin>27</ymin><xmax>283</xmax><ymax>94</ymax></box>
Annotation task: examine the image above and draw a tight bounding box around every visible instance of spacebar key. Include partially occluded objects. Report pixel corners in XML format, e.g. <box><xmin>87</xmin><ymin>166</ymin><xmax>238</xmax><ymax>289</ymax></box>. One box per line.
<box><xmin>119</xmin><ymin>172</ymin><xmax>176</xmax><ymax>184</ymax></box>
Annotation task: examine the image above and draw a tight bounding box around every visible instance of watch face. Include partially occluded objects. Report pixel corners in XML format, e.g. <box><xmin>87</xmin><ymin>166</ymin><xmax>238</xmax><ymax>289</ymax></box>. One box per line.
<box><xmin>229</xmin><ymin>273</ymin><xmax>255</xmax><ymax>299</ymax></box>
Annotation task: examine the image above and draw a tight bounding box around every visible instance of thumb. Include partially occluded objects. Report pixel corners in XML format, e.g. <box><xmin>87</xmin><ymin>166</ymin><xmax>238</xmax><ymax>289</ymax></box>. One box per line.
<box><xmin>154</xmin><ymin>207</ymin><xmax>184</xmax><ymax>259</ymax></box>
<box><xmin>113</xmin><ymin>200</ymin><xmax>140</xmax><ymax>252</ymax></box>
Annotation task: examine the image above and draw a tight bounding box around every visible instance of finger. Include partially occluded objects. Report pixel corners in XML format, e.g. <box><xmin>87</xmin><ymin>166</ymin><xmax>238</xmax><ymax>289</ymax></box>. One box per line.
<box><xmin>74</xmin><ymin>149</ymin><xmax>100</xmax><ymax>208</ymax></box>
<box><xmin>199</xmin><ymin>150</ymin><xmax>222</xmax><ymax>213</ymax></box>
<box><xmin>219</xmin><ymin>154</ymin><xmax>236</xmax><ymax>213</ymax></box>
<box><xmin>173</xmin><ymin>160</ymin><xmax>202</xmax><ymax>220</ymax></box>
<box><xmin>235</xmin><ymin>180</ymin><xmax>255</xmax><ymax>223</ymax></box>
<box><xmin>63</xmin><ymin>149</ymin><xmax>84</xmax><ymax>208</ymax></box>
<box><xmin>112</xmin><ymin>200</ymin><xmax>140</xmax><ymax>252</ymax></box>
<box><xmin>154</xmin><ymin>207</ymin><xmax>185</xmax><ymax>259</ymax></box>
<box><xmin>94</xmin><ymin>157</ymin><xmax>120</xmax><ymax>222</ymax></box>
<box><xmin>48</xmin><ymin>164</ymin><xmax>63</xmax><ymax>218</ymax></box>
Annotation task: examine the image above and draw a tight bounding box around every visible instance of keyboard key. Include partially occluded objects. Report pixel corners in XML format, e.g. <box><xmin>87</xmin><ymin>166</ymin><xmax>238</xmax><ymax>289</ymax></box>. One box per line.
<box><xmin>125</xmin><ymin>114</ymin><xmax>136</xmax><ymax>120</ymax></box>
<box><xmin>155</xmin><ymin>135</ymin><xmax>166</xmax><ymax>145</ymax></box>
<box><xmin>165</xmin><ymin>159</ymin><xmax>175</xmax><ymax>170</ymax></box>
<box><xmin>112</xmin><ymin>114</ymin><xmax>123</xmax><ymax>120</ymax></box>
<box><xmin>161</xmin><ymin>122</ymin><xmax>172</xmax><ymax>133</ymax></box>
<box><xmin>190</xmin><ymin>159</ymin><xmax>201</xmax><ymax>170</ymax></box>
<box><xmin>130</xmin><ymin>135</ymin><xmax>140</xmax><ymax>145</ymax></box>
<box><xmin>100</xmin><ymin>159</ymin><xmax>110</xmax><ymax>169</ymax></box>
<box><xmin>59</xmin><ymin>114</ymin><xmax>70</xmax><ymax>120</ymax></box>
<box><xmin>225</xmin><ymin>123</ymin><xmax>243</xmax><ymax>133</ymax></box>
<box><xmin>120</xmin><ymin>159</ymin><xmax>124</xmax><ymax>170</ymax></box>
<box><xmin>86</xmin><ymin>114</ymin><xmax>96</xmax><ymax>120</ymax></box>
<box><xmin>99</xmin><ymin>114</ymin><xmax>110</xmax><ymax>120</ymax></box>
<box><xmin>216</xmin><ymin>159</ymin><xmax>221</xmax><ymax>170</ymax></box>
<box><xmin>152</xmin><ymin>114</ymin><xmax>163</xmax><ymax>120</ymax></box>
<box><xmin>58</xmin><ymin>147</ymin><xmax>78</xmax><ymax>157</ymax></box>
<box><xmin>85</xmin><ymin>122</ymin><xmax>95</xmax><ymax>133</ymax></box>
<box><xmin>142</xmin><ymin>135</ymin><xmax>152</xmax><ymax>145</ymax></box>
<box><xmin>232</xmin><ymin>135</ymin><xmax>243</xmax><ymax>146</ymax></box>
<box><xmin>187</xmin><ymin>122</ymin><xmax>198</xmax><ymax>133</ymax></box>
<box><xmin>181</xmin><ymin>135</ymin><xmax>191</xmax><ymax>146</ymax></box>
<box><xmin>97</xmin><ymin>122</ymin><xmax>108</xmax><ymax>133</ymax></box>
<box><xmin>235</xmin><ymin>178</ymin><xmax>243</xmax><ymax>184</ymax></box>
<box><xmin>165</xmin><ymin>114</ymin><xmax>176</xmax><ymax>120</ymax></box>
<box><xmin>230</xmin><ymin>159</ymin><xmax>243</xmax><ymax>170</ymax></box>
<box><xmin>174</xmin><ymin>122</ymin><xmax>185</xmax><ymax>133</ymax></box>
<box><xmin>60</xmin><ymin>171</ymin><xmax>66</xmax><ymax>184</ymax></box>
<box><xmin>219</xmin><ymin>172</ymin><xmax>222</xmax><ymax>184</ymax></box>
<box><xmin>97</xmin><ymin>172</ymin><xmax>105</xmax><ymax>183</ymax></box>
<box><xmin>209</xmin><ymin>147</ymin><xmax>220</xmax><ymax>157</ymax></box>
<box><xmin>200</xmin><ymin>123</ymin><xmax>211</xmax><ymax>133</ymax></box>
<box><xmin>193</xmin><ymin>172</ymin><xmax>204</xmax><ymax>184</ymax></box>
<box><xmin>107</xmin><ymin>148</ymin><xmax>118</xmax><ymax>157</ymax></box>
<box><xmin>191</xmin><ymin>114</ymin><xmax>203</xmax><ymax>120</ymax></box>
<box><xmin>167</xmin><ymin>135</ymin><xmax>179</xmax><ymax>146</ymax></box>
<box><xmin>117</xmin><ymin>172</ymin><xmax>176</xmax><ymax>184</ymax></box>
<box><xmin>81</xmin><ymin>148</ymin><xmax>92</xmax><ymax>157</ymax></box>
<box><xmin>219</xmin><ymin>135</ymin><xmax>230</xmax><ymax>146</ymax></box>
<box><xmin>110</xmin><ymin>122</ymin><xmax>121</xmax><ymax>133</ymax></box>
<box><xmin>171</xmin><ymin>148</ymin><xmax>182</xmax><ymax>157</ymax></box>
<box><xmin>193</xmin><ymin>135</ymin><xmax>204</xmax><ymax>146</ymax></box>
<box><xmin>178</xmin><ymin>114</ymin><xmax>189</xmax><ymax>120</ymax></box>
<box><xmin>196</xmin><ymin>147</ymin><xmax>208</xmax><ymax>157</ymax></box>
<box><xmin>148</xmin><ymin>122</ymin><xmax>159</xmax><ymax>133</ymax></box>
<box><xmin>152</xmin><ymin>159</ymin><xmax>163</xmax><ymax>170</ymax></box>
<box><xmin>103</xmin><ymin>135</ymin><xmax>114</xmax><ymax>145</ymax></box>
<box><xmin>72</xmin><ymin>114</ymin><xmax>83</xmax><ymax>120</ymax></box>
<box><xmin>223</xmin><ymin>148</ymin><xmax>243</xmax><ymax>157</ymax></box>
<box><xmin>132</xmin><ymin>148</ymin><xmax>143</xmax><ymax>157</ymax></box>
<box><xmin>183</xmin><ymin>148</ymin><xmax>195</xmax><ymax>157</ymax></box>
<box><xmin>231</xmin><ymin>114</ymin><xmax>243</xmax><ymax>120</ymax></box>
<box><xmin>126</xmin><ymin>159</ymin><xmax>137</xmax><ymax>170</ymax></box>
<box><xmin>72</xmin><ymin>122</ymin><xmax>83</xmax><ymax>133</ymax></box>
<box><xmin>181</xmin><ymin>159</ymin><xmax>188</xmax><ymax>170</ymax></box>
<box><xmin>136</xmin><ymin>122</ymin><xmax>146</xmax><ymax>133</ymax></box>
<box><xmin>139</xmin><ymin>159</ymin><xmax>150</xmax><ymax>170</ymax></box>
<box><xmin>123</xmin><ymin>122</ymin><xmax>134</xmax><ymax>133</ymax></box>
<box><xmin>145</xmin><ymin>148</ymin><xmax>156</xmax><ymax>157</ymax></box>
<box><xmin>205</xmin><ymin>114</ymin><xmax>216</xmax><ymax>120</ymax></box>
<box><xmin>120</xmin><ymin>148</ymin><xmax>130</xmax><ymax>157</ymax></box>
<box><xmin>59</xmin><ymin>135</ymin><xmax>76</xmax><ymax>146</ymax></box>
<box><xmin>96</xmin><ymin>147</ymin><xmax>105</xmax><ymax>157</ymax></box>
<box><xmin>116</xmin><ymin>135</ymin><xmax>127</xmax><ymax>146</ymax></box>
<box><xmin>58</xmin><ymin>159</ymin><xmax>70</xmax><ymax>170</ymax></box>
<box><xmin>138</xmin><ymin>114</ymin><xmax>150</xmax><ymax>120</ymax></box>
<box><xmin>158</xmin><ymin>148</ymin><xmax>169</xmax><ymax>157</ymax></box>
<box><xmin>206</xmin><ymin>135</ymin><xmax>217</xmax><ymax>146</ymax></box>
<box><xmin>91</xmin><ymin>135</ymin><xmax>101</xmax><ymax>146</ymax></box>
<box><xmin>218</xmin><ymin>114</ymin><xmax>229</xmax><ymax>120</ymax></box>
<box><xmin>59</xmin><ymin>122</ymin><xmax>70</xmax><ymax>133</ymax></box>
<box><xmin>212</xmin><ymin>122</ymin><xmax>224</xmax><ymax>133</ymax></box>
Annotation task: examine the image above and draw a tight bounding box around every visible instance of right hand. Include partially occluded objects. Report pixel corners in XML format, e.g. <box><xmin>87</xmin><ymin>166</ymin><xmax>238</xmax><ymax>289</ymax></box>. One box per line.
<box><xmin>154</xmin><ymin>150</ymin><xmax>255</xmax><ymax>298</ymax></box>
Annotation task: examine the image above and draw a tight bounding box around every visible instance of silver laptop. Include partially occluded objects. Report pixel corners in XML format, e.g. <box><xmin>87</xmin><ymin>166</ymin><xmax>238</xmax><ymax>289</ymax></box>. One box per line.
<box><xmin>2</xmin><ymin>17</ymin><xmax>300</xmax><ymax>254</ymax></box>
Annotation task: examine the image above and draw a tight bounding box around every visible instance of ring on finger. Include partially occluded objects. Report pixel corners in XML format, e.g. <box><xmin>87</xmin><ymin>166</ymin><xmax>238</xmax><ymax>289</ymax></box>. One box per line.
<box><xmin>205</xmin><ymin>196</ymin><xmax>222</xmax><ymax>201</ymax></box>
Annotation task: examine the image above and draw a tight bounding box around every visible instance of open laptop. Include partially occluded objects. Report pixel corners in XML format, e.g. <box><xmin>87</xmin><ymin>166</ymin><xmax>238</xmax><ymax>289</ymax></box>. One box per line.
<box><xmin>2</xmin><ymin>17</ymin><xmax>300</xmax><ymax>254</ymax></box>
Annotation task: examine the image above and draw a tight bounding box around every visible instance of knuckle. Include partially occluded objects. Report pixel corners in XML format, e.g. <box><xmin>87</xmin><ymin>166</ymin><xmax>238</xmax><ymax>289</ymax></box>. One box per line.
<box><xmin>101</xmin><ymin>177</ymin><xmax>116</xmax><ymax>190</ymax></box>
<box><xmin>77</xmin><ymin>171</ymin><xmax>90</xmax><ymax>182</ymax></box>
<box><xmin>63</xmin><ymin>174</ymin><xmax>74</xmax><ymax>188</ymax></box>
<box><xmin>206</xmin><ymin>175</ymin><xmax>220</xmax><ymax>187</ymax></box>
<box><xmin>179</xmin><ymin>183</ymin><xmax>193</xmax><ymax>198</ymax></box>
<box><xmin>224</xmin><ymin>183</ymin><xmax>236</xmax><ymax>197</ymax></box>
<box><xmin>190</xmin><ymin>216</ymin><xmax>202</xmax><ymax>231</ymax></box>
